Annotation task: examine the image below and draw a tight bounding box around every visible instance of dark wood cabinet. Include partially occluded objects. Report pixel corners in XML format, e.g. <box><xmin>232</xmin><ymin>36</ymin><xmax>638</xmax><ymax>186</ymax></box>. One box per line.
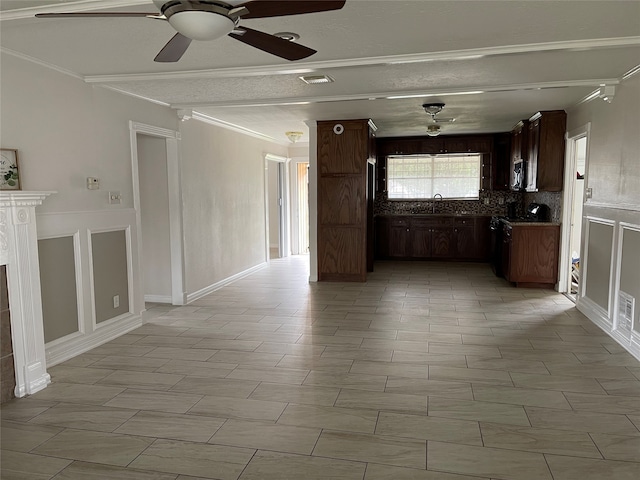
<box><xmin>526</xmin><ymin>110</ymin><xmax>567</xmax><ymax>192</ymax></box>
<box><xmin>317</xmin><ymin>119</ymin><xmax>376</xmax><ymax>282</ymax></box>
<box><xmin>375</xmin><ymin>215</ymin><xmax>491</xmax><ymax>261</ymax></box>
<box><xmin>492</xmin><ymin>133</ymin><xmax>511</xmax><ymax>191</ymax></box>
<box><xmin>502</xmin><ymin>223</ymin><xmax>560</xmax><ymax>288</ymax></box>
<box><xmin>510</xmin><ymin>120</ymin><xmax>529</xmax><ymax>191</ymax></box>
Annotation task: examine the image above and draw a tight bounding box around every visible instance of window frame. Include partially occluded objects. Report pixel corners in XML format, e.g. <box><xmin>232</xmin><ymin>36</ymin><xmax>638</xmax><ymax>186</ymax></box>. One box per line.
<box><xmin>385</xmin><ymin>153</ymin><xmax>483</xmax><ymax>201</ymax></box>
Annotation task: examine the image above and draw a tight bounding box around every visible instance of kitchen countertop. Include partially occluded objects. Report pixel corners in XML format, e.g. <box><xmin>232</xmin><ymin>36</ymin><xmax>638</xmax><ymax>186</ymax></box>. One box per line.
<box><xmin>375</xmin><ymin>213</ymin><xmax>491</xmax><ymax>218</ymax></box>
<box><xmin>500</xmin><ymin>219</ymin><xmax>561</xmax><ymax>226</ymax></box>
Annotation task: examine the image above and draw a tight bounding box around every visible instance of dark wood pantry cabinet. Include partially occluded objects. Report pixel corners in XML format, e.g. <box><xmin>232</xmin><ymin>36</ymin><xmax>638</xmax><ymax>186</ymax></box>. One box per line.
<box><xmin>525</xmin><ymin>110</ymin><xmax>567</xmax><ymax>192</ymax></box>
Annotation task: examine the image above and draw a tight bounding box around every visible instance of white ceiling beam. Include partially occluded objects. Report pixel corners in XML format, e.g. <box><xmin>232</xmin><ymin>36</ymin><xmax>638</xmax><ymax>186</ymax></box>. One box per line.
<box><xmin>0</xmin><ymin>0</ymin><xmax>151</xmax><ymax>21</ymax></box>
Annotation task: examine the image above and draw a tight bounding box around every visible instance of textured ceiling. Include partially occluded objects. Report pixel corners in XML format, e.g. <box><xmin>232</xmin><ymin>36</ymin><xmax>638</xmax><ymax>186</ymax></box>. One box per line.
<box><xmin>2</xmin><ymin>0</ymin><xmax>639</xmax><ymax>144</ymax></box>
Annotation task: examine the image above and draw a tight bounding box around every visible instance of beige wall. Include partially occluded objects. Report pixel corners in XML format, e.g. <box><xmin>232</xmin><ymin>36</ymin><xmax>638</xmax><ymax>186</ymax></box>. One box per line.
<box><xmin>138</xmin><ymin>134</ymin><xmax>172</xmax><ymax>300</ymax></box>
<box><xmin>268</xmin><ymin>161</ymin><xmax>280</xmax><ymax>251</ymax></box>
<box><xmin>38</xmin><ymin>236</ymin><xmax>79</xmax><ymax>343</ymax></box>
<box><xmin>179</xmin><ymin>119</ymin><xmax>288</xmax><ymax>294</ymax></box>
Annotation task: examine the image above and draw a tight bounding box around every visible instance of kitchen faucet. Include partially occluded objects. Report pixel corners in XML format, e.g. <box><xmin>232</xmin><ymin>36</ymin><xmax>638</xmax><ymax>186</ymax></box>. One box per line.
<box><xmin>432</xmin><ymin>193</ymin><xmax>443</xmax><ymax>213</ymax></box>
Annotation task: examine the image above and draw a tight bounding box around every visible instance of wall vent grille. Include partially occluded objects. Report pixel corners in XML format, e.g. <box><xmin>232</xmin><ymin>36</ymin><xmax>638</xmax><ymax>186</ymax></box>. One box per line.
<box><xmin>616</xmin><ymin>291</ymin><xmax>635</xmax><ymax>339</ymax></box>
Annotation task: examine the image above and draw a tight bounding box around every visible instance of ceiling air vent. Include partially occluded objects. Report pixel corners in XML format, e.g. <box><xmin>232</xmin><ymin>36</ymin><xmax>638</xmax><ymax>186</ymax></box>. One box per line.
<box><xmin>299</xmin><ymin>75</ymin><xmax>334</xmax><ymax>85</ymax></box>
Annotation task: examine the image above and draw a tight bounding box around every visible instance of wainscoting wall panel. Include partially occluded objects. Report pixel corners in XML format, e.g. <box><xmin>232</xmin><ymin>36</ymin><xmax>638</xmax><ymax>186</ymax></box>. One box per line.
<box><xmin>36</xmin><ymin>209</ymin><xmax>143</xmax><ymax>366</ymax></box>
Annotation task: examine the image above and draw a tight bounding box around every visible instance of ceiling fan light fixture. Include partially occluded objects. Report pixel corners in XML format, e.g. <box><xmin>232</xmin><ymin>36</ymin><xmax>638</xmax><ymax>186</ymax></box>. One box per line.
<box><xmin>422</xmin><ymin>102</ymin><xmax>445</xmax><ymax>116</ymax></box>
<box><xmin>167</xmin><ymin>10</ymin><xmax>234</xmax><ymax>41</ymax></box>
<box><xmin>426</xmin><ymin>124</ymin><xmax>441</xmax><ymax>137</ymax></box>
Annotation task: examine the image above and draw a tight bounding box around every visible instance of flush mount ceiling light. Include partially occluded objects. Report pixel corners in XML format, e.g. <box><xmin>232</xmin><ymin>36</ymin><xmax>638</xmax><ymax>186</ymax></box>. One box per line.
<box><xmin>299</xmin><ymin>75</ymin><xmax>335</xmax><ymax>85</ymax></box>
<box><xmin>163</xmin><ymin>3</ymin><xmax>237</xmax><ymax>41</ymax></box>
<box><xmin>286</xmin><ymin>131</ymin><xmax>304</xmax><ymax>143</ymax></box>
<box><xmin>423</xmin><ymin>102</ymin><xmax>445</xmax><ymax>118</ymax></box>
<box><xmin>426</xmin><ymin>124</ymin><xmax>441</xmax><ymax>137</ymax></box>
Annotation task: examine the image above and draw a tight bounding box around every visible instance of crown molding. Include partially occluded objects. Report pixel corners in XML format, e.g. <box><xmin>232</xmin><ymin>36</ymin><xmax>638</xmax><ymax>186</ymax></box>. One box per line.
<box><xmin>1</xmin><ymin>47</ymin><xmax>84</xmax><ymax>80</ymax></box>
<box><xmin>83</xmin><ymin>37</ymin><xmax>640</xmax><ymax>84</ymax></box>
<box><xmin>191</xmin><ymin>112</ymin><xmax>288</xmax><ymax>146</ymax></box>
<box><xmin>0</xmin><ymin>0</ymin><xmax>150</xmax><ymax>21</ymax></box>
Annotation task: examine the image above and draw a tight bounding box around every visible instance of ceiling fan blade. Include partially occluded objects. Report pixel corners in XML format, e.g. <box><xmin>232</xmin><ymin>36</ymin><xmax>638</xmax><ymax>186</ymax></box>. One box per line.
<box><xmin>229</xmin><ymin>27</ymin><xmax>316</xmax><ymax>61</ymax></box>
<box><xmin>239</xmin><ymin>0</ymin><xmax>346</xmax><ymax>19</ymax></box>
<box><xmin>154</xmin><ymin>33</ymin><xmax>192</xmax><ymax>63</ymax></box>
<box><xmin>35</xmin><ymin>12</ymin><xmax>159</xmax><ymax>18</ymax></box>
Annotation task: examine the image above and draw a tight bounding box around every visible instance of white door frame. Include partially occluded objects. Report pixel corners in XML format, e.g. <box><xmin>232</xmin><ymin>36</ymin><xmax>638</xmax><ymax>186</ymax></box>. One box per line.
<box><xmin>289</xmin><ymin>156</ymin><xmax>309</xmax><ymax>255</ymax></box>
<box><xmin>264</xmin><ymin>153</ymin><xmax>291</xmax><ymax>261</ymax></box>
<box><xmin>129</xmin><ymin>121</ymin><xmax>186</xmax><ymax>307</ymax></box>
<box><xmin>559</xmin><ymin>123</ymin><xmax>591</xmax><ymax>295</ymax></box>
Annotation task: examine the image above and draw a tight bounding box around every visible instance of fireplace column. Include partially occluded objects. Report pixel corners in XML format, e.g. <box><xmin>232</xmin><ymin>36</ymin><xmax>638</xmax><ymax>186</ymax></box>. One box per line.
<box><xmin>0</xmin><ymin>191</ymin><xmax>54</xmax><ymax>397</ymax></box>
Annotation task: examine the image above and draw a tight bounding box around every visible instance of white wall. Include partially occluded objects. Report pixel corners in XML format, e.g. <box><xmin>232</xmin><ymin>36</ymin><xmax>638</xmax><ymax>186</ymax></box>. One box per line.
<box><xmin>178</xmin><ymin>119</ymin><xmax>288</xmax><ymax>298</ymax></box>
<box><xmin>567</xmin><ymin>74</ymin><xmax>640</xmax><ymax>359</ymax></box>
<box><xmin>138</xmin><ymin>134</ymin><xmax>172</xmax><ymax>301</ymax></box>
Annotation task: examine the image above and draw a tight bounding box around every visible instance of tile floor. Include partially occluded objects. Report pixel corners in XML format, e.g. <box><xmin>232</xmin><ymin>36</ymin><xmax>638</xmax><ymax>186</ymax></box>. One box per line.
<box><xmin>2</xmin><ymin>256</ymin><xmax>640</xmax><ymax>480</ymax></box>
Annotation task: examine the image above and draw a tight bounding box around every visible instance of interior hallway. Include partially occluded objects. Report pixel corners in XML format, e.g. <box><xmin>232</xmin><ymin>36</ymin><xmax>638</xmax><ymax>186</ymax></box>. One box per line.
<box><xmin>2</xmin><ymin>256</ymin><xmax>640</xmax><ymax>479</ymax></box>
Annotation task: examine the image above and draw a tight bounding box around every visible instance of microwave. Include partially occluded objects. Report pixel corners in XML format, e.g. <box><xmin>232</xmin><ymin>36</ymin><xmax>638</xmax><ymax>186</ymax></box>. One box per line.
<box><xmin>512</xmin><ymin>159</ymin><xmax>524</xmax><ymax>190</ymax></box>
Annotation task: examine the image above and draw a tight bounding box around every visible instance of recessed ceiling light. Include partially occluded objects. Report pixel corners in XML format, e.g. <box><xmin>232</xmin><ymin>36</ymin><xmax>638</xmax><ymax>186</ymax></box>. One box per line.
<box><xmin>274</xmin><ymin>32</ymin><xmax>300</xmax><ymax>42</ymax></box>
<box><xmin>299</xmin><ymin>75</ymin><xmax>335</xmax><ymax>85</ymax></box>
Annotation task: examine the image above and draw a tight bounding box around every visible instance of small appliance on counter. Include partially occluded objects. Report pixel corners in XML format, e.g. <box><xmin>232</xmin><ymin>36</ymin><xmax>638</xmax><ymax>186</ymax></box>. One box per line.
<box><xmin>526</xmin><ymin>202</ymin><xmax>549</xmax><ymax>222</ymax></box>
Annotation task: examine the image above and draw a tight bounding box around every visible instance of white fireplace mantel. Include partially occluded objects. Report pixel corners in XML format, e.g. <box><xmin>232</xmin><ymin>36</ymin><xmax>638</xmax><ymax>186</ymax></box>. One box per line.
<box><xmin>0</xmin><ymin>191</ymin><xmax>55</xmax><ymax>397</ymax></box>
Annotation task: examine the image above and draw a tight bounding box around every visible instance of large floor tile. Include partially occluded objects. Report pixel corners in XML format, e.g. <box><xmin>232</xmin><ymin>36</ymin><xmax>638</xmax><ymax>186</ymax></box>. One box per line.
<box><xmin>170</xmin><ymin>376</ymin><xmax>259</xmax><ymax>398</ymax></box>
<box><xmin>0</xmin><ymin>421</ymin><xmax>63</xmax><ymax>452</ymax></box>
<box><xmin>335</xmin><ymin>388</ymin><xmax>428</xmax><ymax>415</ymax></box>
<box><xmin>376</xmin><ymin>412</ymin><xmax>482</xmax><ymax>445</ymax></box>
<box><xmin>564</xmin><ymin>391</ymin><xmax>640</xmax><ymax>415</ymax></box>
<box><xmin>226</xmin><ymin>365</ymin><xmax>309</xmax><ymax>384</ymax></box>
<box><xmin>545</xmin><ymin>454</ymin><xmax>640</xmax><ymax>480</ymax></box>
<box><xmin>128</xmin><ymin>438</ymin><xmax>254</xmax><ymax>479</ymax></box>
<box><xmin>479</xmin><ymin>422</ymin><xmax>601</xmax><ymax>457</ymax></box>
<box><xmin>429</xmin><ymin>365</ymin><xmax>513</xmax><ymax>386</ymax></box>
<box><xmin>238</xmin><ymin>450</ymin><xmax>366</xmax><ymax>480</ymax></box>
<box><xmin>427</xmin><ymin>440</ymin><xmax>552</xmax><ymax>480</ymax></box>
<box><xmin>525</xmin><ymin>406</ymin><xmax>640</xmax><ymax>436</ymax></box>
<box><xmin>472</xmin><ymin>384</ymin><xmax>572</xmax><ymax>409</ymax></box>
<box><xmin>209</xmin><ymin>419</ymin><xmax>321</xmax><ymax>454</ymax></box>
<box><xmin>114</xmin><ymin>410</ymin><xmax>225</xmax><ymax>442</ymax></box>
<box><xmin>364</xmin><ymin>463</ymin><xmax>489</xmax><ymax>480</ymax></box>
<box><xmin>0</xmin><ymin>450</ymin><xmax>72</xmax><ymax>479</ymax></box>
<box><xmin>385</xmin><ymin>376</ymin><xmax>473</xmax><ymax>399</ymax></box>
<box><xmin>30</xmin><ymin>382</ymin><xmax>125</xmax><ymax>405</ymax></box>
<box><xmin>188</xmin><ymin>395</ymin><xmax>286</xmax><ymax>421</ymax></box>
<box><xmin>303</xmin><ymin>370</ymin><xmax>387</xmax><ymax>391</ymax></box>
<box><xmin>105</xmin><ymin>389</ymin><xmax>203</xmax><ymax>413</ymax></box>
<box><xmin>277</xmin><ymin>403</ymin><xmax>378</xmax><ymax>433</ymax></box>
<box><xmin>510</xmin><ymin>372</ymin><xmax>607</xmax><ymax>394</ymax></box>
<box><xmin>313</xmin><ymin>430</ymin><xmax>426</xmax><ymax>469</ymax></box>
<box><xmin>33</xmin><ymin>429</ymin><xmax>153</xmax><ymax>466</ymax></box>
<box><xmin>428</xmin><ymin>396</ymin><xmax>530</xmax><ymax>425</ymax></box>
<box><xmin>53</xmin><ymin>461</ymin><xmax>178</xmax><ymax>480</ymax></box>
<box><xmin>47</xmin><ymin>365</ymin><xmax>115</xmax><ymax>384</ymax></box>
<box><xmin>248</xmin><ymin>382</ymin><xmax>340</xmax><ymax>406</ymax></box>
<box><xmin>28</xmin><ymin>402</ymin><xmax>137</xmax><ymax>432</ymax></box>
<box><xmin>589</xmin><ymin>433</ymin><xmax>640</xmax><ymax>462</ymax></box>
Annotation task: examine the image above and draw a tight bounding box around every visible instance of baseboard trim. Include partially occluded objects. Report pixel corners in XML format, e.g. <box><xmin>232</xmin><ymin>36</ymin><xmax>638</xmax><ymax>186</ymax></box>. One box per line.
<box><xmin>186</xmin><ymin>262</ymin><xmax>268</xmax><ymax>304</ymax></box>
<box><xmin>630</xmin><ymin>332</ymin><xmax>640</xmax><ymax>362</ymax></box>
<box><xmin>45</xmin><ymin>313</ymin><xmax>143</xmax><ymax>367</ymax></box>
<box><xmin>144</xmin><ymin>294</ymin><xmax>173</xmax><ymax>304</ymax></box>
<box><xmin>576</xmin><ymin>296</ymin><xmax>612</xmax><ymax>332</ymax></box>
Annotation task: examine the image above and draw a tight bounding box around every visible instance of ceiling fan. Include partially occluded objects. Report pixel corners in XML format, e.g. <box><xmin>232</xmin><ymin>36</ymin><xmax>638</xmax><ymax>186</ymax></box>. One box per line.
<box><xmin>35</xmin><ymin>0</ymin><xmax>346</xmax><ymax>62</ymax></box>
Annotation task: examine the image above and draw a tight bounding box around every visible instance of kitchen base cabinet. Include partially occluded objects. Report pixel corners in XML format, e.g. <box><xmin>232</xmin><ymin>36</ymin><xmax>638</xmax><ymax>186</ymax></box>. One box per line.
<box><xmin>502</xmin><ymin>223</ymin><xmax>560</xmax><ymax>288</ymax></box>
<box><xmin>375</xmin><ymin>215</ymin><xmax>491</xmax><ymax>261</ymax></box>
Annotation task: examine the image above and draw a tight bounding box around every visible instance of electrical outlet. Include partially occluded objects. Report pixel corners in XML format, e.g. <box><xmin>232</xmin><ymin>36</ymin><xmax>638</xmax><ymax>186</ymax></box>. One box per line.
<box><xmin>483</xmin><ymin>198</ymin><xmax>490</xmax><ymax>205</ymax></box>
<box><xmin>498</xmin><ymin>197</ymin><xmax>505</xmax><ymax>205</ymax></box>
<box><xmin>113</xmin><ymin>295</ymin><xmax>120</xmax><ymax>308</ymax></box>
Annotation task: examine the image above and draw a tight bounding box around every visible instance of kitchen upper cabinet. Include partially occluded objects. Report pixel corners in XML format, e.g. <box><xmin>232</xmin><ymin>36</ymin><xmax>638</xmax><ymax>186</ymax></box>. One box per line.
<box><xmin>492</xmin><ymin>133</ymin><xmax>511</xmax><ymax>191</ymax></box>
<box><xmin>510</xmin><ymin>120</ymin><xmax>529</xmax><ymax>191</ymax></box>
<box><xmin>526</xmin><ymin>110</ymin><xmax>567</xmax><ymax>192</ymax></box>
<box><xmin>317</xmin><ymin>119</ymin><xmax>376</xmax><ymax>282</ymax></box>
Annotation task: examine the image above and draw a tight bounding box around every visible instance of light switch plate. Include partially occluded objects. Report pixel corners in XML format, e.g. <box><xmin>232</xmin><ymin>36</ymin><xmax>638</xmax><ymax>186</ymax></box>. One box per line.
<box><xmin>108</xmin><ymin>191</ymin><xmax>122</xmax><ymax>204</ymax></box>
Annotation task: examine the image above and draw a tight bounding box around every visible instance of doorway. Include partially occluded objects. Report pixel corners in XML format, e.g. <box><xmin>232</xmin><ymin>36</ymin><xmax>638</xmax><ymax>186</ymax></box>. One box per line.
<box><xmin>129</xmin><ymin>122</ymin><xmax>185</xmax><ymax>307</ymax></box>
<box><xmin>560</xmin><ymin>126</ymin><xmax>589</xmax><ymax>301</ymax></box>
<box><xmin>264</xmin><ymin>154</ymin><xmax>290</xmax><ymax>260</ymax></box>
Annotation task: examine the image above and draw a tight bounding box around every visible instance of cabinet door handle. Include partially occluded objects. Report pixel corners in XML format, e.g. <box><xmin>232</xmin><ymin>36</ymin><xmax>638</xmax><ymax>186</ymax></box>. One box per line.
<box><xmin>406</xmin><ymin>228</ymin><xmax>409</xmax><ymax>232</ymax></box>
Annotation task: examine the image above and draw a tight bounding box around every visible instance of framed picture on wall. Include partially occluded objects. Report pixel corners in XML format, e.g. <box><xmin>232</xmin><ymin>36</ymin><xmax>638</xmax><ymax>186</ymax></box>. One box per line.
<box><xmin>0</xmin><ymin>149</ymin><xmax>21</xmax><ymax>190</ymax></box>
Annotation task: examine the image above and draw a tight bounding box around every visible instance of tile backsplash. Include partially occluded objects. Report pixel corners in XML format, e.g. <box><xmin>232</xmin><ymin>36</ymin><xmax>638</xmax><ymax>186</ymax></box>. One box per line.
<box><xmin>375</xmin><ymin>190</ymin><xmax>563</xmax><ymax>222</ymax></box>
